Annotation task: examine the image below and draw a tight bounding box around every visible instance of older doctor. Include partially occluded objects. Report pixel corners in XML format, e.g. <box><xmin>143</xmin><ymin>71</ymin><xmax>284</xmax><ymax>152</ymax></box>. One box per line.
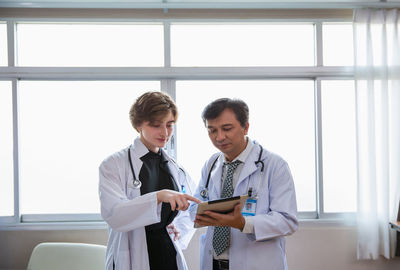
<box><xmin>99</xmin><ymin>91</ymin><xmax>200</xmax><ymax>270</ymax></box>
<box><xmin>194</xmin><ymin>98</ymin><xmax>298</xmax><ymax>270</ymax></box>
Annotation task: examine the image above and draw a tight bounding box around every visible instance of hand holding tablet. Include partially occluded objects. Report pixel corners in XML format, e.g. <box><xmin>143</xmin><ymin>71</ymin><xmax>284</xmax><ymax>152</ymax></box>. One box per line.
<box><xmin>194</xmin><ymin>195</ymin><xmax>248</xmax><ymax>228</ymax></box>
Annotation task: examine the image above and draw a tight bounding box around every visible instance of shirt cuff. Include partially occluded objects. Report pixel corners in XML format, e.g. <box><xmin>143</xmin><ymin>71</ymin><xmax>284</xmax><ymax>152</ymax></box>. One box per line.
<box><xmin>157</xmin><ymin>201</ymin><xmax>162</xmax><ymax>218</ymax></box>
<box><xmin>242</xmin><ymin>216</ymin><xmax>255</xmax><ymax>234</ymax></box>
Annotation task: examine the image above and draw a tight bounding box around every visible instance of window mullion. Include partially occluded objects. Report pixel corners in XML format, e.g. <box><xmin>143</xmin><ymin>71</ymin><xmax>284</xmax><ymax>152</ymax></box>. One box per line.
<box><xmin>8</xmin><ymin>21</ymin><xmax>20</xmax><ymax>223</ymax></box>
<box><xmin>12</xmin><ymin>79</ymin><xmax>20</xmax><ymax>224</ymax></box>
<box><xmin>161</xmin><ymin>80</ymin><xmax>177</xmax><ymax>160</ymax></box>
<box><xmin>315</xmin><ymin>21</ymin><xmax>323</xmax><ymax>67</ymax></box>
<box><xmin>6</xmin><ymin>20</ymin><xmax>15</xmax><ymax>67</ymax></box>
<box><xmin>314</xmin><ymin>78</ymin><xmax>324</xmax><ymax>218</ymax></box>
<box><xmin>314</xmin><ymin>22</ymin><xmax>324</xmax><ymax>218</ymax></box>
<box><xmin>164</xmin><ymin>21</ymin><xmax>171</xmax><ymax>67</ymax></box>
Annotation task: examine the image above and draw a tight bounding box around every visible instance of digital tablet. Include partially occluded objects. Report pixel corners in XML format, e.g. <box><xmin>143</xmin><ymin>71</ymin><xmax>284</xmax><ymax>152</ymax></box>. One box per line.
<box><xmin>194</xmin><ymin>195</ymin><xmax>248</xmax><ymax>228</ymax></box>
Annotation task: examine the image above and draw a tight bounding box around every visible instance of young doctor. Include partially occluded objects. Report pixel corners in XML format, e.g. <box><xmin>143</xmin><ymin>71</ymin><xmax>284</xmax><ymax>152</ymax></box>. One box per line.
<box><xmin>99</xmin><ymin>91</ymin><xmax>200</xmax><ymax>270</ymax></box>
<box><xmin>193</xmin><ymin>98</ymin><xmax>298</xmax><ymax>270</ymax></box>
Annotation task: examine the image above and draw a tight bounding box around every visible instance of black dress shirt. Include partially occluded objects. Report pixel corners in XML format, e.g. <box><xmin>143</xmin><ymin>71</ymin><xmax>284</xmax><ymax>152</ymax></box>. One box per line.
<box><xmin>139</xmin><ymin>150</ymin><xmax>179</xmax><ymax>270</ymax></box>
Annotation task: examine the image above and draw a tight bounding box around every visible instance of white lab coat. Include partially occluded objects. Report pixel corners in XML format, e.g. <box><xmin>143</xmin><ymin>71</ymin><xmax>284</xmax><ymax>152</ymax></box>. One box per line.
<box><xmin>193</xmin><ymin>140</ymin><xmax>298</xmax><ymax>270</ymax></box>
<box><xmin>99</xmin><ymin>137</ymin><xmax>196</xmax><ymax>270</ymax></box>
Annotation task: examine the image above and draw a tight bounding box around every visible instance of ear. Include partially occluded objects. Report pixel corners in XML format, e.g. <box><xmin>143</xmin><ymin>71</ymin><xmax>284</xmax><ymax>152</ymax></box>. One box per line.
<box><xmin>244</xmin><ymin>122</ymin><xmax>249</xmax><ymax>135</ymax></box>
<box><xmin>136</xmin><ymin>124</ymin><xmax>142</xmax><ymax>133</ymax></box>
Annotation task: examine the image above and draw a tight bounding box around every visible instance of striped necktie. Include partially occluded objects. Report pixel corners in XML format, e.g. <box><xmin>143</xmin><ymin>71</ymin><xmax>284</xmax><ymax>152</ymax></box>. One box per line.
<box><xmin>212</xmin><ymin>160</ymin><xmax>241</xmax><ymax>256</ymax></box>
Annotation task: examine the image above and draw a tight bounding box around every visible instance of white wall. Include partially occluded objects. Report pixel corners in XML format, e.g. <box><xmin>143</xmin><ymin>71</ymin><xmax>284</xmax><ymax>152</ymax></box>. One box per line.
<box><xmin>0</xmin><ymin>225</ymin><xmax>399</xmax><ymax>270</ymax></box>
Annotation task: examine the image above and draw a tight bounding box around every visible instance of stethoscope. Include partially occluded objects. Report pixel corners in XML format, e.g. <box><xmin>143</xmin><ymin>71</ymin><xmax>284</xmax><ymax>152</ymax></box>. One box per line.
<box><xmin>127</xmin><ymin>146</ymin><xmax>191</xmax><ymax>193</ymax></box>
<box><xmin>128</xmin><ymin>147</ymin><xmax>142</xmax><ymax>189</ymax></box>
<box><xmin>199</xmin><ymin>144</ymin><xmax>265</xmax><ymax>200</ymax></box>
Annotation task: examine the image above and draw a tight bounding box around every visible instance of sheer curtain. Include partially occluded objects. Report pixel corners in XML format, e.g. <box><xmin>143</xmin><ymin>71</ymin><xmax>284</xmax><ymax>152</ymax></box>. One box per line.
<box><xmin>353</xmin><ymin>8</ymin><xmax>400</xmax><ymax>259</ymax></box>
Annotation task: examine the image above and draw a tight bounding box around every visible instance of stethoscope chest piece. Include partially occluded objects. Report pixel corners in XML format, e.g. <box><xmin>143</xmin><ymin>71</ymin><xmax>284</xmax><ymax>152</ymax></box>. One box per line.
<box><xmin>200</xmin><ymin>188</ymin><xmax>208</xmax><ymax>199</ymax></box>
<box><xmin>133</xmin><ymin>179</ymin><xmax>142</xmax><ymax>189</ymax></box>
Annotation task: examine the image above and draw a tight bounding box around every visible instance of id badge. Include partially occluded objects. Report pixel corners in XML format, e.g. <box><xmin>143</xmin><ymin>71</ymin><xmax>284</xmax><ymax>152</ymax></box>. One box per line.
<box><xmin>241</xmin><ymin>198</ymin><xmax>257</xmax><ymax>216</ymax></box>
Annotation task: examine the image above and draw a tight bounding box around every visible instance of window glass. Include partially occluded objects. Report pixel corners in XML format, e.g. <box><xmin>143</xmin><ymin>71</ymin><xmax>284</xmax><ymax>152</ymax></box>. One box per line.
<box><xmin>17</xmin><ymin>23</ymin><xmax>164</xmax><ymax>67</ymax></box>
<box><xmin>171</xmin><ymin>24</ymin><xmax>314</xmax><ymax>66</ymax></box>
<box><xmin>176</xmin><ymin>80</ymin><xmax>315</xmax><ymax>211</ymax></box>
<box><xmin>0</xmin><ymin>23</ymin><xmax>7</xmax><ymax>66</ymax></box>
<box><xmin>321</xmin><ymin>80</ymin><xmax>357</xmax><ymax>212</ymax></box>
<box><xmin>323</xmin><ymin>23</ymin><xmax>354</xmax><ymax>66</ymax></box>
<box><xmin>18</xmin><ymin>81</ymin><xmax>159</xmax><ymax>214</ymax></box>
<box><xmin>0</xmin><ymin>81</ymin><xmax>13</xmax><ymax>216</ymax></box>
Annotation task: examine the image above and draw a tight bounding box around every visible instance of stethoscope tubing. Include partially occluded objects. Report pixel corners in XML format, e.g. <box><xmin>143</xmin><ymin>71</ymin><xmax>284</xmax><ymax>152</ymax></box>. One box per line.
<box><xmin>127</xmin><ymin>145</ymin><xmax>191</xmax><ymax>193</ymax></box>
<box><xmin>200</xmin><ymin>144</ymin><xmax>265</xmax><ymax>200</ymax></box>
<box><xmin>128</xmin><ymin>147</ymin><xmax>142</xmax><ymax>189</ymax></box>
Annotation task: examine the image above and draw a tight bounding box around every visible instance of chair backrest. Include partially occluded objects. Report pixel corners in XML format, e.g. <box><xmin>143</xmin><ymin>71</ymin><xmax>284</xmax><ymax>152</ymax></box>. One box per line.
<box><xmin>27</xmin><ymin>242</ymin><xmax>106</xmax><ymax>270</ymax></box>
<box><xmin>397</xmin><ymin>200</ymin><xmax>400</xmax><ymax>221</ymax></box>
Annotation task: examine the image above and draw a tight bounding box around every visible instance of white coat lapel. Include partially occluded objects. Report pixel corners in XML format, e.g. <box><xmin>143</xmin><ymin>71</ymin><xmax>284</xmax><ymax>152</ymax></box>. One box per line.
<box><xmin>234</xmin><ymin>145</ymin><xmax>259</xmax><ymax>193</ymax></box>
<box><xmin>210</xmin><ymin>155</ymin><xmax>224</xmax><ymax>198</ymax></box>
<box><xmin>131</xmin><ymin>137</ymin><xmax>148</xmax><ymax>182</ymax></box>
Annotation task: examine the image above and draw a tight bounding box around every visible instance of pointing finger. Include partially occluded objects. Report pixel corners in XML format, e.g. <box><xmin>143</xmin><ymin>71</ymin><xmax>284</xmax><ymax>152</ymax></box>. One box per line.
<box><xmin>184</xmin><ymin>194</ymin><xmax>201</xmax><ymax>204</ymax></box>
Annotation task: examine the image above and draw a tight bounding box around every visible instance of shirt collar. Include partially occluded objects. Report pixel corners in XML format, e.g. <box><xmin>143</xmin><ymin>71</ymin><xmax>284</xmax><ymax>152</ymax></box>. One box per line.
<box><xmin>223</xmin><ymin>137</ymin><xmax>254</xmax><ymax>163</ymax></box>
<box><xmin>133</xmin><ymin>137</ymin><xmax>169</xmax><ymax>163</ymax></box>
<box><xmin>133</xmin><ymin>137</ymin><xmax>150</xmax><ymax>158</ymax></box>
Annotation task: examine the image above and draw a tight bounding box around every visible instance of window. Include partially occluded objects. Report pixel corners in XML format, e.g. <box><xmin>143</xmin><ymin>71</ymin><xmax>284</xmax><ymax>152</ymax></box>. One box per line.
<box><xmin>171</xmin><ymin>23</ymin><xmax>314</xmax><ymax>66</ymax></box>
<box><xmin>323</xmin><ymin>23</ymin><xmax>354</xmax><ymax>66</ymax></box>
<box><xmin>321</xmin><ymin>80</ymin><xmax>357</xmax><ymax>212</ymax></box>
<box><xmin>18</xmin><ymin>81</ymin><xmax>158</xmax><ymax>214</ymax></box>
<box><xmin>0</xmin><ymin>22</ymin><xmax>7</xmax><ymax>66</ymax></box>
<box><xmin>17</xmin><ymin>23</ymin><xmax>164</xmax><ymax>67</ymax></box>
<box><xmin>176</xmin><ymin>80</ymin><xmax>316</xmax><ymax>212</ymax></box>
<box><xmin>0</xmin><ymin>81</ymin><xmax>13</xmax><ymax>217</ymax></box>
<box><xmin>0</xmin><ymin>14</ymin><xmax>357</xmax><ymax>226</ymax></box>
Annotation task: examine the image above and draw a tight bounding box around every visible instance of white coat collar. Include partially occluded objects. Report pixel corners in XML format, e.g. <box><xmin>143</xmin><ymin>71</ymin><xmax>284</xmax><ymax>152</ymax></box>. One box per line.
<box><xmin>132</xmin><ymin>137</ymin><xmax>150</xmax><ymax>158</ymax></box>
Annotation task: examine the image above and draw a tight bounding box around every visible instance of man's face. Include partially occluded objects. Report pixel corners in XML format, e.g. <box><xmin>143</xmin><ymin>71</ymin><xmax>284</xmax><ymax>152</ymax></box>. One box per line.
<box><xmin>206</xmin><ymin>108</ymin><xmax>249</xmax><ymax>161</ymax></box>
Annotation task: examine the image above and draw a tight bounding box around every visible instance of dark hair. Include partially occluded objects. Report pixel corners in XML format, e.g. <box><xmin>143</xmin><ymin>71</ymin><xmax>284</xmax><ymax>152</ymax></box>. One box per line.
<box><xmin>129</xmin><ymin>91</ymin><xmax>178</xmax><ymax>132</ymax></box>
<box><xmin>201</xmin><ymin>98</ymin><xmax>249</xmax><ymax>127</ymax></box>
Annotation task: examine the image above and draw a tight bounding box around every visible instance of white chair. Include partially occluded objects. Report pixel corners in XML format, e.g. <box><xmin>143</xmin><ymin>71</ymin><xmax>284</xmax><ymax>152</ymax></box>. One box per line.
<box><xmin>27</xmin><ymin>242</ymin><xmax>107</xmax><ymax>270</ymax></box>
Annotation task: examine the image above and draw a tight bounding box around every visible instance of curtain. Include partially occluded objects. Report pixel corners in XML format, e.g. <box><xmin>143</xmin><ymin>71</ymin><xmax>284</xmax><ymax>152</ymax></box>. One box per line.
<box><xmin>353</xmin><ymin>8</ymin><xmax>400</xmax><ymax>259</ymax></box>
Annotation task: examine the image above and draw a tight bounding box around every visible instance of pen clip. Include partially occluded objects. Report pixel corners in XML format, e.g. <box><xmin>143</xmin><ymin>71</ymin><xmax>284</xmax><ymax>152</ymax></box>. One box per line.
<box><xmin>248</xmin><ymin>187</ymin><xmax>253</xmax><ymax>197</ymax></box>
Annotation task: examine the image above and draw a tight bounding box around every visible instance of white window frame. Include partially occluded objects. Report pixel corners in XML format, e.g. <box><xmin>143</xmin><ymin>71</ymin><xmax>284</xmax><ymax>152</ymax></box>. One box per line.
<box><xmin>0</xmin><ymin>8</ymin><xmax>366</xmax><ymax>229</ymax></box>
<box><xmin>0</xmin><ymin>1</ymin><xmax>398</xmax><ymax>9</ymax></box>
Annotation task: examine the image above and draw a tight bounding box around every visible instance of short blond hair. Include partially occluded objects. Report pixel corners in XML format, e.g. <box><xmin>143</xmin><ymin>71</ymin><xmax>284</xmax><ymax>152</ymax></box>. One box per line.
<box><xmin>129</xmin><ymin>91</ymin><xmax>178</xmax><ymax>132</ymax></box>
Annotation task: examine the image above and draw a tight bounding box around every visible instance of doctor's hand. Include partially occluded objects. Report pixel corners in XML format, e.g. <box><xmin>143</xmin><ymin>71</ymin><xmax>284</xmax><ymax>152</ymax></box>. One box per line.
<box><xmin>167</xmin><ymin>223</ymin><xmax>180</xmax><ymax>241</ymax></box>
<box><xmin>157</xmin><ymin>189</ymin><xmax>201</xmax><ymax>211</ymax></box>
<box><xmin>194</xmin><ymin>204</ymin><xmax>245</xmax><ymax>231</ymax></box>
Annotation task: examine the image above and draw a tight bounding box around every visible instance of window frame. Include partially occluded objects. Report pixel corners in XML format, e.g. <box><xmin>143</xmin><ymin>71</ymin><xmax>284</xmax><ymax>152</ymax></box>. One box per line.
<box><xmin>0</xmin><ymin>1</ymin><xmax>398</xmax><ymax>9</ymax></box>
<box><xmin>0</xmin><ymin>12</ymin><xmax>356</xmax><ymax>229</ymax></box>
